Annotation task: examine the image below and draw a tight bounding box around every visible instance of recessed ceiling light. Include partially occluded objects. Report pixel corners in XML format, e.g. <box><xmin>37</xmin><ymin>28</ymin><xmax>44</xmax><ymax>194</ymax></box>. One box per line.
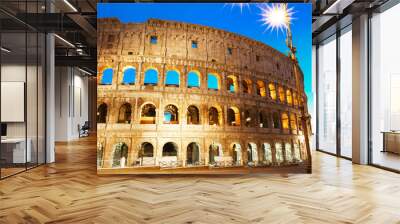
<box><xmin>1</xmin><ymin>47</ymin><xmax>11</xmax><ymax>53</ymax></box>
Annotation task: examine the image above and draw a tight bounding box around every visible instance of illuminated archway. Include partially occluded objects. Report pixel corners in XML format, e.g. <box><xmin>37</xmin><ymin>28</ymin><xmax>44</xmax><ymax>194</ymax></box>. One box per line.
<box><xmin>164</xmin><ymin>104</ymin><xmax>179</xmax><ymax>124</ymax></box>
<box><xmin>97</xmin><ymin>103</ymin><xmax>108</xmax><ymax>123</ymax></box>
<box><xmin>187</xmin><ymin>105</ymin><xmax>200</xmax><ymax>125</ymax></box>
<box><xmin>140</xmin><ymin>103</ymin><xmax>156</xmax><ymax>124</ymax></box>
<box><xmin>268</xmin><ymin>83</ymin><xmax>277</xmax><ymax>100</ymax></box>
<box><xmin>118</xmin><ymin>103</ymin><xmax>132</xmax><ymax>124</ymax></box>
<box><xmin>281</xmin><ymin>112</ymin><xmax>289</xmax><ymax>129</ymax></box>
<box><xmin>227</xmin><ymin>106</ymin><xmax>240</xmax><ymax>126</ymax></box>
<box><xmin>256</xmin><ymin>80</ymin><xmax>266</xmax><ymax>97</ymax></box>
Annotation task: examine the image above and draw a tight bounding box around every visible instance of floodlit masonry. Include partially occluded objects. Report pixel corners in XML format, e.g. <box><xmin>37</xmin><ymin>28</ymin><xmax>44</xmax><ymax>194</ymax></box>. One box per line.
<box><xmin>97</xmin><ymin>18</ymin><xmax>311</xmax><ymax>171</ymax></box>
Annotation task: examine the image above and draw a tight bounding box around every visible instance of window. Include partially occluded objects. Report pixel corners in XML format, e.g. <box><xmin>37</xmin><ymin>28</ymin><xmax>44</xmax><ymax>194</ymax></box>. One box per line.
<box><xmin>275</xmin><ymin>143</ymin><xmax>284</xmax><ymax>164</ymax></box>
<box><xmin>164</xmin><ymin>104</ymin><xmax>179</xmax><ymax>124</ymax></box>
<box><xmin>192</xmin><ymin>40</ymin><xmax>198</xmax><ymax>48</ymax></box>
<box><xmin>263</xmin><ymin>143</ymin><xmax>272</xmax><ymax>163</ymax></box>
<box><xmin>244</xmin><ymin>110</ymin><xmax>252</xmax><ymax>127</ymax></box>
<box><xmin>290</xmin><ymin>113</ymin><xmax>297</xmax><ymax>131</ymax></box>
<box><xmin>101</xmin><ymin>68</ymin><xmax>113</xmax><ymax>85</ymax></box>
<box><xmin>187</xmin><ymin>105</ymin><xmax>200</xmax><ymax>124</ymax></box>
<box><xmin>187</xmin><ymin>142</ymin><xmax>200</xmax><ymax>165</ymax></box>
<box><xmin>242</xmin><ymin>80</ymin><xmax>251</xmax><ymax>94</ymax></box>
<box><xmin>285</xmin><ymin>143</ymin><xmax>292</xmax><ymax>162</ymax></box>
<box><xmin>227</xmin><ymin>47</ymin><xmax>232</xmax><ymax>55</ymax></box>
<box><xmin>118</xmin><ymin>103</ymin><xmax>132</xmax><ymax>124</ymax></box>
<box><xmin>140</xmin><ymin>142</ymin><xmax>154</xmax><ymax>158</ymax></box>
<box><xmin>144</xmin><ymin>68</ymin><xmax>158</xmax><ymax>85</ymax></box>
<box><xmin>122</xmin><ymin>67</ymin><xmax>136</xmax><ymax>85</ymax></box>
<box><xmin>187</xmin><ymin>71</ymin><xmax>200</xmax><ymax>88</ymax></box>
<box><xmin>259</xmin><ymin>111</ymin><xmax>269</xmax><ymax>128</ymax></box>
<box><xmin>165</xmin><ymin>70</ymin><xmax>180</xmax><ymax>87</ymax></box>
<box><xmin>150</xmin><ymin>35</ymin><xmax>157</xmax><ymax>44</ymax></box>
<box><xmin>207</xmin><ymin>73</ymin><xmax>219</xmax><ymax>90</ymax></box>
<box><xmin>112</xmin><ymin>143</ymin><xmax>128</xmax><ymax>168</ymax></box>
<box><xmin>256</xmin><ymin>55</ymin><xmax>260</xmax><ymax>62</ymax></box>
<box><xmin>272</xmin><ymin>112</ymin><xmax>280</xmax><ymax>129</ymax></box>
<box><xmin>140</xmin><ymin>104</ymin><xmax>156</xmax><ymax>124</ymax></box>
<box><xmin>281</xmin><ymin>112</ymin><xmax>289</xmax><ymax>129</ymax></box>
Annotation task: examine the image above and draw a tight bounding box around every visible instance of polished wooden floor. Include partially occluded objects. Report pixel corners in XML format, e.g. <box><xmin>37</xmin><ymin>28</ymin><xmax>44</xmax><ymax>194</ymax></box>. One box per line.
<box><xmin>1</xmin><ymin>136</ymin><xmax>400</xmax><ymax>224</ymax></box>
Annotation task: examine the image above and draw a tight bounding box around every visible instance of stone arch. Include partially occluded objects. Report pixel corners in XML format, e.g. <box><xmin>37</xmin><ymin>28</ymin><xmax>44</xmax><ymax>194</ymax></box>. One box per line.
<box><xmin>162</xmin><ymin>142</ymin><xmax>178</xmax><ymax>157</ymax></box>
<box><xmin>241</xmin><ymin>79</ymin><xmax>252</xmax><ymax>94</ymax></box>
<box><xmin>227</xmin><ymin>106</ymin><xmax>240</xmax><ymax>126</ymax></box>
<box><xmin>247</xmin><ymin>142</ymin><xmax>258</xmax><ymax>163</ymax></box>
<box><xmin>118</xmin><ymin>103</ymin><xmax>132</xmax><ymax>124</ymax></box>
<box><xmin>290</xmin><ymin>113</ymin><xmax>297</xmax><ymax>131</ymax></box>
<box><xmin>244</xmin><ymin>109</ymin><xmax>253</xmax><ymax>127</ymax></box>
<box><xmin>226</xmin><ymin>75</ymin><xmax>238</xmax><ymax>93</ymax></box>
<box><xmin>272</xmin><ymin>111</ymin><xmax>280</xmax><ymax>129</ymax></box>
<box><xmin>208</xmin><ymin>105</ymin><xmax>222</xmax><ymax>126</ymax></box>
<box><xmin>97</xmin><ymin>103</ymin><xmax>108</xmax><ymax>123</ymax></box>
<box><xmin>208</xmin><ymin>143</ymin><xmax>222</xmax><ymax>164</ymax></box>
<box><xmin>263</xmin><ymin>143</ymin><xmax>272</xmax><ymax>164</ymax></box>
<box><xmin>165</xmin><ymin>69</ymin><xmax>180</xmax><ymax>87</ymax></box>
<box><xmin>207</xmin><ymin>73</ymin><xmax>220</xmax><ymax>90</ymax></box>
<box><xmin>286</xmin><ymin>89</ymin><xmax>293</xmax><ymax>105</ymax></box>
<box><xmin>268</xmin><ymin>83</ymin><xmax>277</xmax><ymax>100</ymax></box>
<box><xmin>100</xmin><ymin>67</ymin><xmax>113</xmax><ymax>85</ymax></box>
<box><xmin>187</xmin><ymin>70</ymin><xmax>201</xmax><ymax>88</ymax></box>
<box><xmin>293</xmin><ymin>141</ymin><xmax>301</xmax><ymax>161</ymax></box>
<box><xmin>259</xmin><ymin>110</ymin><xmax>269</xmax><ymax>128</ymax></box>
<box><xmin>122</xmin><ymin>67</ymin><xmax>136</xmax><ymax>85</ymax></box>
<box><xmin>163</xmin><ymin>104</ymin><xmax>179</xmax><ymax>124</ymax></box>
<box><xmin>140</xmin><ymin>103</ymin><xmax>156</xmax><ymax>124</ymax></box>
<box><xmin>186</xmin><ymin>142</ymin><xmax>200</xmax><ymax>165</ymax></box>
<box><xmin>187</xmin><ymin>105</ymin><xmax>200</xmax><ymax>125</ymax></box>
<box><xmin>281</xmin><ymin>112</ymin><xmax>289</xmax><ymax>129</ymax></box>
<box><xmin>278</xmin><ymin>86</ymin><xmax>285</xmax><ymax>103</ymax></box>
<box><xmin>231</xmin><ymin>143</ymin><xmax>242</xmax><ymax>165</ymax></box>
<box><xmin>144</xmin><ymin>67</ymin><xmax>158</xmax><ymax>86</ymax></box>
<box><xmin>112</xmin><ymin>142</ymin><xmax>129</xmax><ymax>168</ymax></box>
<box><xmin>285</xmin><ymin>142</ymin><xmax>293</xmax><ymax>163</ymax></box>
<box><xmin>275</xmin><ymin>142</ymin><xmax>284</xmax><ymax>164</ymax></box>
<box><xmin>256</xmin><ymin>80</ymin><xmax>266</xmax><ymax>97</ymax></box>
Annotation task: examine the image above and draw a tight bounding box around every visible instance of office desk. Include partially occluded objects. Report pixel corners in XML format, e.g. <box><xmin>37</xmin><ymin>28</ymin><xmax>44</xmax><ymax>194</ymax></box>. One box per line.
<box><xmin>1</xmin><ymin>138</ymin><xmax>31</xmax><ymax>163</ymax></box>
<box><xmin>382</xmin><ymin>131</ymin><xmax>400</xmax><ymax>154</ymax></box>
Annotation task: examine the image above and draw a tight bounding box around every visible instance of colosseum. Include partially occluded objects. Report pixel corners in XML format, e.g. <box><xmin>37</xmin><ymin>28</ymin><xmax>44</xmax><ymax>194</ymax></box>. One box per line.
<box><xmin>97</xmin><ymin>18</ymin><xmax>312</xmax><ymax>174</ymax></box>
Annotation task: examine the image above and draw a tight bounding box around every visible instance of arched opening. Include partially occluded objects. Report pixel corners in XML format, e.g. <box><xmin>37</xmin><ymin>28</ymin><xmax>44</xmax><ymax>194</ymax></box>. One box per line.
<box><xmin>208</xmin><ymin>106</ymin><xmax>221</xmax><ymax>126</ymax></box>
<box><xmin>209</xmin><ymin>143</ymin><xmax>222</xmax><ymax>164</ymax></box>
<box><xmin>290</xmin><ymin>113</ymin><xmax>297</xmax><ymax>131</ymax></box>
<box><xmin>247</xmin><ymin>143</ymin><xmax>258</xmax><ymax>163</ymax></box>
<box><xmin>294</xmin><ymin>142</ymin><xmax>301</xmax><ymax>161</ymax></box>
<box><xmin>207</xmin><ymin>73</ymin><xmax>219</xmax><ymax>90</ymax></box>
<box><xmin>112</xmin><ymin>142</ymin><xmax>128</xmax><ymax>168</ymax></box>
<box><xmin>163</xmin><ymin>104</ymin><xmax>179</xmax><ymax>124</ymax></box>
<box><xmin>278</xmin><ymin>86</ymin><xmax>285</xmax><ymax>103</ymax></box>
<box><xmin>101</xmin><ymin>68</ymin><xmax>113</xmax><ymax>85</ymax></box>
<box><xmin>244</xmin><ymin>110</ymin><xmax>252</xmax><ymax>127</ymax></box>
<box><xmin>122</xmin><ymin>67</ymin><xmax>136</xmax><ymax>85</ymax></box>
<box><xmin>162</xmin><ymin>142</ymin><xmax>178</xmax><ymax>157</ymax></box>
<box><xmin>138</xmin><ymin>142</ymin><xmax>154</xmax><ymax>166</ymax></box>
<box><xmin>275</xmin><ymin>142</ymin><xmax>284</xmax><ymax>164</ymax></box>
<box><xmin>272</xmin><ymin>112</ymin><xmax>280</xmax><ymax>129</ymax></box>
<box><xmin>97</xmin><ymin>103</ymin><xmax>107</xmax><ymax>123</ymax></box>
<box><xmin>144</xmin><ymin>68</ymin><xmax>158</xmax><ymax>86</ymax></box>
<box><xmin>187</xmin><ymin>142</ymin><xmax>200</xmax><ymax>165</ymax></box>
<box><xmin>259</xmin><ymin>111</ymin><xmax>269</xmax><ymax>128</ymax></box>
<box><xmin>165</xmin><ymin>70</ymin><xmax>180</xmax><ymax>87</ymax></box>
<box><xmin>140</xmin><ymin>103</ymin><xmax>156</xmax><ymax>124</ymax></box>
<box><xmin>293</xmin><ymin>92</ymin><xmax>299</xmax><ymax>106</ymax></box>
<box><xmin>285</xmin><ymin>143</ymin><xmax>293</xmax><ymax>162</ymax></box>
<box><xmin>187</xmin><ymin>71</ymin><xmax>200</xmax><ymax>88</ymax></box>
<box><xmin>286</xmin><ymin>89</ymin><xmax>293</xmax><ymax>105</ymax></box>
<box><xmin>263</xmin><ymin>143</ymin><xmax>272</xmax><ymax>163</ymax></box>
<box><xmin>232</xmin><ymin>143</ymin><xmax>242</xmax><ymax>164</ymax></box>
<box><xmin>97</xmin><ymin>142</ymin><xmax>104</xmax><ymax>167</ymax></box>
<box><xmin>187</xmin><ymin>105</ymin><xmax>200</xmax><ymax>125</ymax></box>
<box><xmin>256</xmin><ymin>81</ymin><xmax>266</xmax><ymax>97</ymax></box>
<box><xmin>281</xmin><ymin>112</ymin><xmax>289</xmax><ymax>129</ymax></box>
<box><xmin>241</xmin><ymin>79</ymin><xmax>251</xmax><ymax>94</ymax></box>
<box><xmin>268</xmin><ymin>83</ymin><xmax>277</xmax><ymax>100</ymax></box>
<box><xmin>118</xmin><ymin>103</ymin><xmax>132</xmax><ymax>124</ymax></box>
<box><xmin>226</xmin><ymin>75</ymin><xmax>238</xmax><ymax>93</ymax></box>
<box><xmin>227</xmin><ymin>106</ymin><xmax>240</xmax><ymax>126</ymax></box>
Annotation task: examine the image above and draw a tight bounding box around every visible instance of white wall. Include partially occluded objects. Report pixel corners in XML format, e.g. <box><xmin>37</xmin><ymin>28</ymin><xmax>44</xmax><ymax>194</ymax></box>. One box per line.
<box><xmin>55</xmin><ymin>67</ymin><xmax>89</xmax><ymax>141</ymax></box>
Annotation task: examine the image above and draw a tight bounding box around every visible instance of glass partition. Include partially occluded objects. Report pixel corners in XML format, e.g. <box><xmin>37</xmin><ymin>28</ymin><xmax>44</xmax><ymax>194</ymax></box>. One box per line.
<box><xmin>370</xmin><ymin>4</ymin><xmax>400</xmax><ymax>171</ymax></box>
<box><xmin>317</xmin><ymin>35</ymin><xmax>337</xmax><ymax>154</ymax></box>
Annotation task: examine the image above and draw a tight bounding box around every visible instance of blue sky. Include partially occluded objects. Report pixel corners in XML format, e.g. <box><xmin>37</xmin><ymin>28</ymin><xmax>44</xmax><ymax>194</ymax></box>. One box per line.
<box><xmin>98</xmin><ymin>3</ymin><xmax>312</xmax><ymax>105</ymax></box>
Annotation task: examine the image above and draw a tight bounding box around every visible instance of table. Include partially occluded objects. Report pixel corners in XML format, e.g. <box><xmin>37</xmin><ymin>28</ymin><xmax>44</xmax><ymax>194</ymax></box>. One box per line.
<box><xmin>1</xmin><ymin>138</ymin><xmax>31</xmax><ymax>164</ymax></box>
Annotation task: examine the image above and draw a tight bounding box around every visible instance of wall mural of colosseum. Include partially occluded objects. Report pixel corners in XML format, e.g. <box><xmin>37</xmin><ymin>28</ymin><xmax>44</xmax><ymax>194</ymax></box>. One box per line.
<box><xmin>97</xmin><ymin>3</ymin><xmax>312</xmax><ymax>174</ymax></box>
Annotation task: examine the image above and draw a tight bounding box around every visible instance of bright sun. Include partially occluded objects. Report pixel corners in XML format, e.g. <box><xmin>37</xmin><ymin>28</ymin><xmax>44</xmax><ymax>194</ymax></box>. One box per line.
<box><xmin>259</xmin><ymin>4</ymin><xmax>294</xmax><ymax>34</ymax></box>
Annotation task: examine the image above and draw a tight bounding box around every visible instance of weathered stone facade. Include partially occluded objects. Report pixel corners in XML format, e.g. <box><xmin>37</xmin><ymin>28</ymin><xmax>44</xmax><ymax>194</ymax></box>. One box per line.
<box><xmin>97</xmin><ymin>18</ymin><xmax>310</xmax><ymax>172</ymax></box>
